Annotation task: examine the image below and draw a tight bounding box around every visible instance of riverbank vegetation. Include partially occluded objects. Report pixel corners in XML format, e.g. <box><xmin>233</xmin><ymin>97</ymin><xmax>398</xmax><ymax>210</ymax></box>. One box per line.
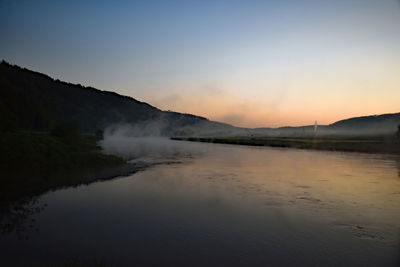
<box><xmin>0</xmin><ymin>125</ymin><xmax>126</xmax><ymax>204</ymax></box>
<box><xmin>172</xmin><ymin>136</ymin><xmax>400</xmax><ymax>154</ymax></box>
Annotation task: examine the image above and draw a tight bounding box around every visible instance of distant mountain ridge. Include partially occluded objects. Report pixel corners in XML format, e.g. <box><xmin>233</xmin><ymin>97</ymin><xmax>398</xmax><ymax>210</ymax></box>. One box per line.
<box><xmin>329</xmin><ymin>113</ymin><xmax>400</xmax><ymax>130</ymax></box>
<box><xmin>1</xmin><ymin>60</ymin><xmax>398</xmax><ymax>137</ymax></box>
<box><xmin>263</xmin><ymin>112</ymin><xmax>400</xmax><ymax>137</ymax></box>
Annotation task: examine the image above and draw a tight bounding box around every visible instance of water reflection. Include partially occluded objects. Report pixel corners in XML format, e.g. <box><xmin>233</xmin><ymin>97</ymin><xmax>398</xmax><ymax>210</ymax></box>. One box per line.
<box><xmin>0</xmin><ymin>197</ymin><xmax>45</xmax><ymax>239</ymax></box>
<box><xmin>0</xmin><ymin>162</ymin><xmax>152</xmax><ymax>241</ymax></box>
<box><xmin>0</xmin><ymin>144</ymin><xmax>399</xmax><ymax>266</ymax></box>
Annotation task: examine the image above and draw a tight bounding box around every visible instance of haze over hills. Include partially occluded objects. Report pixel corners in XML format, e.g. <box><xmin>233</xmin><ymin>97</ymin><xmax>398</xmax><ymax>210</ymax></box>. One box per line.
<box><xmin>0</xmin><ymin>61</ymin><xmax>399</xmax><ymax>137</ymax></box>
<box><xmin>252</xmin><ymin>113</ymin><xmax>400</xmax><ymax>137</ymax></box>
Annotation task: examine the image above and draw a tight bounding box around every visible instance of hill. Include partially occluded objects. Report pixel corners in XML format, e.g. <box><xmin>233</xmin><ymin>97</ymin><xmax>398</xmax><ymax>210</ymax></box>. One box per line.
<box><xmin>328</xmin><ymin>113</ymin><xmax>400</xmax><ymax>135</ymax></box>
<box><xmin>0</xmin><ymin>60</ymin><xmax>233</xmax><ymax>135</ymax></box>
<box><xmin>250</xmin><ymin>114</ymin><xmax>400</xmax><ymax>138</ymax></box>
<box><xmin>1</xmin><ymin>60</ymin><xmax>398</xmax><ymax>138</ymax></box>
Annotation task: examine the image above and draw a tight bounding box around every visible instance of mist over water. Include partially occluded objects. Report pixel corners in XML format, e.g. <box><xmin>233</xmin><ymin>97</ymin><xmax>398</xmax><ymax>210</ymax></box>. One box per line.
<box><xmin>100</xmin><ymin>123</ymin><xmax>207</xmax><ymax>160</ymax></box>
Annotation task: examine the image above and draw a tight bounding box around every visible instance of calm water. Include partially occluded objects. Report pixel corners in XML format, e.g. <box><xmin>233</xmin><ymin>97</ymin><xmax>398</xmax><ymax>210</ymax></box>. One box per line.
<box><xmin>1</xmin><ymin>142</ymin><xmax>400</xmax><ymax>266</ymax></box>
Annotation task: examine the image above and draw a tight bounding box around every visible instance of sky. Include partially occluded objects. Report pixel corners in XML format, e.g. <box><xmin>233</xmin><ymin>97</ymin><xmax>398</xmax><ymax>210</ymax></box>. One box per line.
<box><xmin>1</xmin><ymin>0</ymin><xmax>399</xmax><ymax>127</ymax></box>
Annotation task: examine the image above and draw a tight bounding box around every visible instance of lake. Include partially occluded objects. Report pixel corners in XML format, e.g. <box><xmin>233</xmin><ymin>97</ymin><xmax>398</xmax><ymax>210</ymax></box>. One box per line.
<box><xmin>1</xmin><ymin>141</ymin><xmax>399</xmax><ymax>266</ymax></box>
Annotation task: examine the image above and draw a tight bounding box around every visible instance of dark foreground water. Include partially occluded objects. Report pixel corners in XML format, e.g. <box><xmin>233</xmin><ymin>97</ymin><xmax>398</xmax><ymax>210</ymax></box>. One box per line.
<box><xmin>1</xmin><ymin>142</ymin><xmax>399</xmax><ymax>266</ymax></box>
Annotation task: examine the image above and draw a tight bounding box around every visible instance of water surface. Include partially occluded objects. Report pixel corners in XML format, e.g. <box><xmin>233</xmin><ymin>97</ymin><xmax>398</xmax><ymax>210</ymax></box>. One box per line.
<box><xmin>1</xmin><ymin>143</ymin><xmax>399</xmax><ymax>266</ymax></box>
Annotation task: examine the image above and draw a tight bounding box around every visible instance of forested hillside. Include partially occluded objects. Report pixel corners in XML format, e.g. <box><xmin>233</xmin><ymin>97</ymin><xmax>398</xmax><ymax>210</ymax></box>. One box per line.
<box><xmin>0</xmin><ymin>61</ymin><xmax>211</xmax><ymax>135</ymax></box>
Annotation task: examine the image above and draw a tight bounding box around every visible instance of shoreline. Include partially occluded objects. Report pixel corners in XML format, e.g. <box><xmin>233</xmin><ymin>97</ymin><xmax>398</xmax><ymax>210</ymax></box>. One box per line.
<box><xmin>171</xmin><ymin>137</ymin><xmax>400</xmax><ymax>155</ymax></box>
<box><xmin>0</xmin><ymin>161</ymin><xmax>154</xmax><ymax>237</ymax></box>
<box><xmin>0</xmin><ymin>162</ymin><xmax>150</xmax><ymax>206</ymax></box>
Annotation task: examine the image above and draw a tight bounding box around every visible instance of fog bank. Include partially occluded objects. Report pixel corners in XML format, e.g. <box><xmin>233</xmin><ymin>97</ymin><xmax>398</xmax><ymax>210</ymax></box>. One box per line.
<box><xmin>99</xmin><ymin>123</ymin><xmax>208</xmax><ymax>161</ymax></box>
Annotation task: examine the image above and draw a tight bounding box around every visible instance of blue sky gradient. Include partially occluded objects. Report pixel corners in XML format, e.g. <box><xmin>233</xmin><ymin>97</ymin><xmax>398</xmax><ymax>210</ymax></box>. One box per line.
<box><xmin>1</xmin><ymin>0</ymin><xmax>399</xmax><ymax>127</ymax></box>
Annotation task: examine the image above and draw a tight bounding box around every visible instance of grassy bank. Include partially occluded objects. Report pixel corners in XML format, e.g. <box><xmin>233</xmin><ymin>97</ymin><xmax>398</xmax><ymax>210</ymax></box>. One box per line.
<box><xmin>0</xmin><ymin>131</ymin><xmax>128</xmax><ymax>203</ymax></box>
<box><xmin>172</xmin><ymin>136</ymin><xmax>400</xmax><ymax>154</ymax></box>
<box><xmin>0</xmin><ymin>132</ymin><xmax>123</xmax><ymax>171</ymax></box>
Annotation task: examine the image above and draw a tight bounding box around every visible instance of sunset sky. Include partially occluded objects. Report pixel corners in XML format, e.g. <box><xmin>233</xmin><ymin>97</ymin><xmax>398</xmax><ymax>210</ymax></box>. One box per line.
<box><xmin>1</xmin><ymin>0</ymin><xmax>399</xmax><ymax>127</ymax></box>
